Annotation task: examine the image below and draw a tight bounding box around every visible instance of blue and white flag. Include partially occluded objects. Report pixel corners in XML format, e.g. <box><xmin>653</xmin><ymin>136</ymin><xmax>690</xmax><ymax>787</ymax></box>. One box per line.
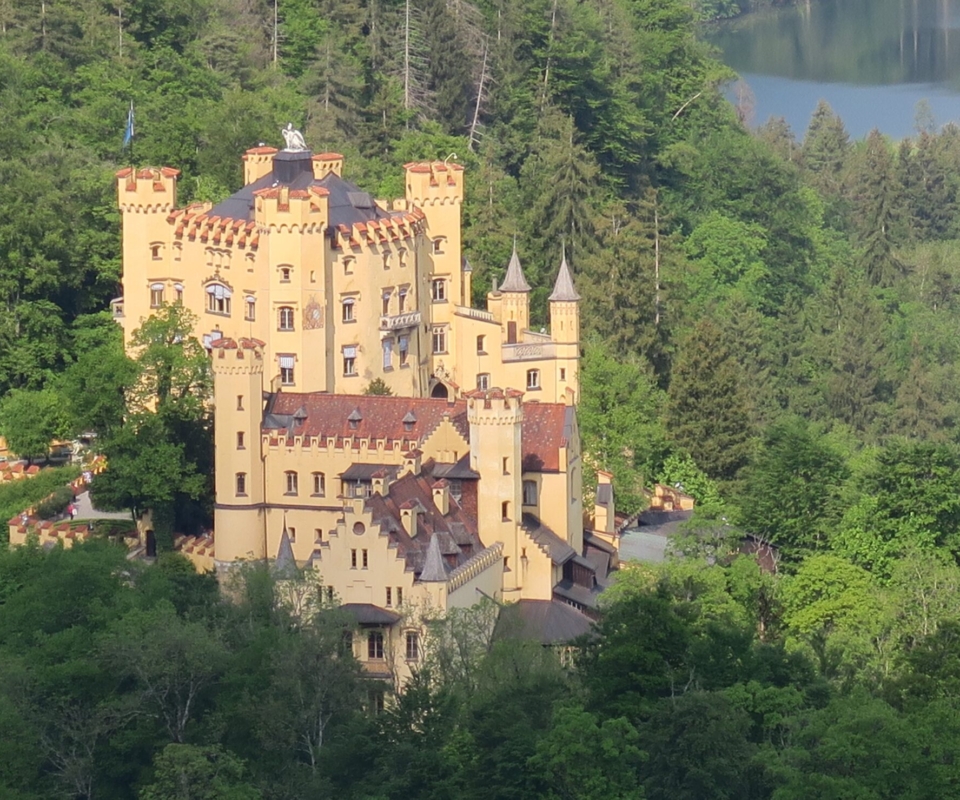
<box><xmin>122</xmin><ymin>102</ymin><xmax>134</xmax><ymax>149</ymax></box>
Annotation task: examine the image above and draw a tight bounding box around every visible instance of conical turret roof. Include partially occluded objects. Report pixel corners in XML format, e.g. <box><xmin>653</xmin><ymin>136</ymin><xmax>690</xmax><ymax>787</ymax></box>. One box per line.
<box><xmin>273</xmin><ymin>525</ymin><xmax>297</xmax><ymax>578</ymax></box>
<box><xmin>419</xmin><ymin>534</ymin><xmax>448</xmax><ymax>582</ymax></box>
<box><xmin>500</xmin><ymin>243</ymin><xmax>531</xmax><ymax>293</ymax></box>
<box><xmin>548</xmin><ymin>249</ymin><xmax>580</xmax><ymax>302</ymax></box>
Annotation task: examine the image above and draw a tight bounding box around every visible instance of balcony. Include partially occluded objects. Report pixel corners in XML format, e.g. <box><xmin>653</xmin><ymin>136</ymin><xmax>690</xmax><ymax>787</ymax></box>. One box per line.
<box><xmin>455</xmin><ymin>305</ymin><xmax>495</xmax><ymax>323</ymax></box>
<box><xmin>502</xmin><ymin>341</ymin><xmax>556</xmax><ymax>362</ymax></box>
<box><xmin>379</xmin><ymin>310</ymin><xmax>421</xmax><ymax>331</ymax></box>
<box><xmin>110</xmin><ymin>297</ymin><xmax>124</xmax><ymax>319</ymax></box>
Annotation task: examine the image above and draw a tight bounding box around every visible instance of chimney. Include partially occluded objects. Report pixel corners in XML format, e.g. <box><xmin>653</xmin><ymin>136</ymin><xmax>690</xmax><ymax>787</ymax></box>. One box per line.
<box><xmin>594</xmin><ymin>470</ymin><xmax>614</xmax><ymax>534</ymax></box>
<box><xmin>400</xmin><ymin>501</ymin><xmax>421</xmax><ymax>537</ymax></box>
<box><xmin>432</xmin><ymin>479</ymin><xmax>450</xmax><ymax>516</ymax></box>
<box><xmin>371</xmin><ymin>468</ymin><xmax>391</xmax><ymax>496</ymax></box>
<box><xmin>403</xmin><ymin>448</ymin><xmax>422</xmax><ymax>476</ymax></box>
<box><xmin>312</xmin><ymin>152</ymin><xmax>344</xmax><ymax>179</ymax></box>
<box><xmin>243</xmin><ymin>146</ymin><xmax>277</xmax><ymax>185</ymax></box>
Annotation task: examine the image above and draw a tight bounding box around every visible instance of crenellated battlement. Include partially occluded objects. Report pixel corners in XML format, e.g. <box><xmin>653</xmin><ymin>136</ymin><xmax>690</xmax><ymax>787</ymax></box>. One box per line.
<box><xmin>116</xmin><ymin>166</ymin><xmax>179</xmax><ymax>212</ymax></box>
<box><xmin>465</xmin><ymin>388</ymin><xmax>525</xmax><ymax>425</ymax></box>
<box><xmin>404</xmin><ymin>161</ymin><xmax>464</xmax><ymax>206</ymax></box>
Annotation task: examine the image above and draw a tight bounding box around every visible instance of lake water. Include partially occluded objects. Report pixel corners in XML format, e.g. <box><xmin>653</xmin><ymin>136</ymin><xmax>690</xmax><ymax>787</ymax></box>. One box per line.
<box><xmin>707</xmin><ymin>0</ymin><xmax>960</xmax><ymax>139</ymax></box>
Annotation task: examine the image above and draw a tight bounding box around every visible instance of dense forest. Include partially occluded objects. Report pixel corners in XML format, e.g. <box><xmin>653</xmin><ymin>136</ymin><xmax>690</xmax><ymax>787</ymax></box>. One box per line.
<box><xmin>3</xmin><ymin>0</ymin><xmax>960</xmax><ymax>797</ymax></box>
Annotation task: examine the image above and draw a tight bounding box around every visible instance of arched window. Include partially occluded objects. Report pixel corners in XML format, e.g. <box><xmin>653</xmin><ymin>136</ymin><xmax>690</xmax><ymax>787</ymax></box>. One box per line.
<box><xmin>526</xmin><ymin>369</ymin><xmax>541</xmax><ymax>390</ymax></box>
<box><xmin>343</xmin><ymin>256</ymin><xmax>355</xmax><ymax>274</ymax></box>
<box><xmin>523</xmin><ymin>480</ymin><xmax>537</xmax><ymax>506</ymax></box>
<box><xmin>205</xmin><ymin>284</ymin><xmax>232</xmax><ymax>315</ymax></box>
<box><xmin>235</xmin><ymin>473</ymin><xmax>247</xmax><ymax>496</ymax></box>
<box><xmin>284</xmin><ymin>471</ymin><xmax>298</xmax><ymax>495</ymax></box>
<box><xmin>382</xmin><ymin>252</ymin><xmax>391</xmax><ymax>270</ymax></box>
<box><xmin>278</xmin><ymin>306</ymin><xmax>294</xmax><ymax>331</ymax></box>
<box><xmin>312</xmin><ymin>472</ymin><xmax>325</xmax><ymax>497</ymax></box>
<box><xmin>398</xmin><ymin>248</ymin><xmax>407</xmax><ymax>268</ymax></box>
<box><xmin>244</xmin><ymin>296</ymin><xmax>256</xmax><ymax>321</ymax></box>
<box><xmin>432</xmin><ymin>237</ymin><xmax>446</xmax><ymax>255</ymax></box>
<box><xmin>150</xmin><ymin>283</ymin><xmax>164</xmax><ymax>308</ymax></box>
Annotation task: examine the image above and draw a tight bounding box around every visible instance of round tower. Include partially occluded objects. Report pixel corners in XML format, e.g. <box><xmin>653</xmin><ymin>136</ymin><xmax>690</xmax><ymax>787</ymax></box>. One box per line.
<box><xmin>548</xmin><ymin>250</ymin><xmax>581</xmax><ymax>401</ymax></box>
<box><xmin>466</xmin><ymin>388</ymin><xmax>524</xmax><ymax>596</ymax></box>
<box><xmin>211</xmin><ymin>337</ymin><xmax>268</xmax><ymax>567</ymax></box>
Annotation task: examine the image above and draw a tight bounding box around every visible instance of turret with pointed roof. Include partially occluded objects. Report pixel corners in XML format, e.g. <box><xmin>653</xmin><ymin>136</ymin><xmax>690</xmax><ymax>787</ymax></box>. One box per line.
<box><xmin>499</xmin><ymin>241</ymin><xmax>531</xmax><ymax>341</ymax></box>
<box><xmin>549</xmin><ymin>248</ymin><xmax>580</xmax><ymax>302</ymax></box>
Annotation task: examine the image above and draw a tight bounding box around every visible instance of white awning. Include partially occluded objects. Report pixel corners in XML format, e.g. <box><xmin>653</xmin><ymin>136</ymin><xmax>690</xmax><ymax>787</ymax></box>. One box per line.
<box><xmin>173</xmin><ymin>283</ymin><xmax>183</xmax><ymax>291</ymax></box>
<box><xmin>150</xmin><ymin>282</ymin><xmax>164</xmax><ymax>291</ymax></box>
<box><xmin>206</xmin><ymin>284</ymin><xmax>232</xmax><ymax>299</ymax></box>
<box><xmin>343</xmin><ymin>346</ymin><xmax>357</xmax><ymax>358</ymax></box>
<box><xmin>279</xmin><ymin>355</ymin><xmax>295</xmax><ymax>368</ymax></box>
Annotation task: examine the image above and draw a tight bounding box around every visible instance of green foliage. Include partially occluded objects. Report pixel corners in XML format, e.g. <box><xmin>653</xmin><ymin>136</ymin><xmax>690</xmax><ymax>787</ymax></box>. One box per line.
<box><xmin>0</xmin><ymin>466</ymin><xmax>80</xmax><ymax>538</ymax></box>
<box><xmin>0</xmin><ymin>388</ymin><xmax>70</xmax><ymax>461</ymax></box>
<box><xmin>33</xmin><ymin>486</ymin><xmax>74</xmax><ymax>520</ymax></box>
<box><xmin>362</xmin><ymin>378</ymin><xmax>393</xmax><ymax>396</ymax></box>
<box><xmin>140</xmin><ymin>744</ymin><xmax>261</xmax><ymax>800</ymax></box>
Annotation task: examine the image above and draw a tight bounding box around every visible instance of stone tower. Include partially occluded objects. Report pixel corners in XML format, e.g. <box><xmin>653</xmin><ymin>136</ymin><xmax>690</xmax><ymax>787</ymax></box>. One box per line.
<box><xmin>548</xmin><ymin>249</ymin><xmax>581</xmax><ymax>401</ymax></box>
<box><xmin>211</xmin><ymin>337</ymin><xmax>268</xmax><ymax>566</ymax></box>
<box><xmin>466</xmin><ymin>387</ymin><xmax>524</xmax><ymax>597</ymax></box>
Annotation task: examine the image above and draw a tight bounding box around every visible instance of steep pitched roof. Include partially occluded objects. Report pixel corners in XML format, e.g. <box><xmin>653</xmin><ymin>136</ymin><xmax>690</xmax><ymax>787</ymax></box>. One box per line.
<box><xmin>548</xmin><ymin>251</ymin><xmax>581</xmax><ymax>302</ymax></box>
<box><xmin>274</xmin><ymin>526</ymin><xmax>297</xmax><ymax>577</ymax></box>
<box><xmin>500</xmin><ymin>244</ymin><xmax>531</xmax><ymax>293</ymax></box>
<box><xmin>521</xmin><ymin>403</ymin><xmax>570</xmax><ymax>472</ymax></box>
<box><xmin>419</xmin><ymin>534</ymin><xmax>448</xmax><ymax>582</ymax></box>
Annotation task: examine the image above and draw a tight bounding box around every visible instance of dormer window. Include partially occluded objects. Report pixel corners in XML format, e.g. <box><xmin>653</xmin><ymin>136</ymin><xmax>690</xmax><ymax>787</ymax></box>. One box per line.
<box><xmin>403</xmin><ymin>411</ymin><xmax>416</xmax><ymax>431</ymax></box>
<box><xmin>348</xmin><ymin>409</ymin><xmax>362</xmax><ymax>430</ymax></box>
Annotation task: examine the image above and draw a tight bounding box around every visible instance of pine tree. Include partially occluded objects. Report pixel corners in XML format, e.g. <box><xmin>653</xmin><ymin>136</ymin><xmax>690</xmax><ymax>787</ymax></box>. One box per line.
<box><xmin>853</xmin><ymin>130</ymin><xmax>905</xmax><ymax>288</ymax></box>
<box><xmin>666</xmin><ymin>319</ymin><xmax>753</xmax><ymax>481</ymax></box>
<box><xmin>801</xmin><ymin>100</ymin><xmax>850</xmax><ymax>196</ymax></box>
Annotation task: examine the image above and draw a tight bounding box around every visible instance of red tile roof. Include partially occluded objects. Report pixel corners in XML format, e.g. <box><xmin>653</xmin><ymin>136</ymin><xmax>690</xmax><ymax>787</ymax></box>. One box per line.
<box><xmin>262</xmin><ymin>392</ymin><xmax>570</xmax><ymax>475</ymax></box>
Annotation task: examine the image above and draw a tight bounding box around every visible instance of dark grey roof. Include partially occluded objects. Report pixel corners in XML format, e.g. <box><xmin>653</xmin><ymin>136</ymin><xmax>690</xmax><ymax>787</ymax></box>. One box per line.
<box><xmin>208</xmin><ymin>164</ymin><xmax>395</xmax><ymax>228</ymax></box>
<box><xmin>402</xmin><ymin>411</ymin><xmax>417</xmax><ymax>425</ymax></box>
<box><xmin>500</xmin><ymin>245</ymin><xmax>531</xmax><ymax>292</ymax></box>
<box><xmin>347</xmin><ymin>409</ymin><xmax>363</xmax><ymax>423</ymax></box>
<box><xmin>273</xmin><ymin>528</ymin><xmax>297</xmax><ymax>578</ymax></box>
<box><xmin>618</xmin><ymin>529</ymin><xmax>670</xmax><ymax>564</ymax></box>
<box><xmin>341</xmin><ymin>603</ymin><xmax>402</xmax><ymax>625</ymax></box>
<box><xmin>584</xmin><ymin>549</ymin><xmax>612</xmax><ymax>584</ymax></box>
<box><xmin>496</xmin><ymin>599</ymin><xmax>595</xmax><ymax>644</ymax></box>
<box><xmin>430</xmin><ymin>453</ymin><xmax>480</xmax><ymax>480</ymax></box>
<box><xmin>554</xmin><ymin>579</ymin><xmax>602</xmax><ymax>609</ymax></box>
<box><xmin>340</xmin><ymin>463</ymin><xmax>400</xmax><ymax>481</ymax></box>
<box><xmin>583</xmin><ymin>530</ymin><xmax>617</xmax><ymax>555</ymax></box>
<box><xmin>548</xmin><ymin>251</ymin><xmax>581</xmax><ymax>302</ymax></box>
<box><xmin>522</xmin><ymin>514</ymin><xmax>576</xmax><ymax>565</ymax></box>
<box><xmin>419</xmin><ymin>534</ymin><xmax>448</xmax><ymax>582</ymax></box>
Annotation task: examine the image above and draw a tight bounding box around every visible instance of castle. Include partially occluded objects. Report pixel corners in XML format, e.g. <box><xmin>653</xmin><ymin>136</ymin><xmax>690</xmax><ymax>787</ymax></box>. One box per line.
<box><xmin>112</xmin><ymin>132</ymin><xmax>618</xmax><ymax>679</ymax></box>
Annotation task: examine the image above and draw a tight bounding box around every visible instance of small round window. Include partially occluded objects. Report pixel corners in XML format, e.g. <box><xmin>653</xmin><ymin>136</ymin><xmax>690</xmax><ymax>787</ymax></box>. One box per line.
<box><xmin>353</xmin><ymin>522</ymin><xmax>366</xmax><ymax>536</ymax></box>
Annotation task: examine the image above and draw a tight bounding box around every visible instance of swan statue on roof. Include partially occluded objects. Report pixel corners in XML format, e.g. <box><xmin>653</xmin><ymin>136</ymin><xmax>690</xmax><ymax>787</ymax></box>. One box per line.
<box><xmin>281</xmin><ymin>123</ymin><xmax>308</xmax><ymax>152</ymax></box>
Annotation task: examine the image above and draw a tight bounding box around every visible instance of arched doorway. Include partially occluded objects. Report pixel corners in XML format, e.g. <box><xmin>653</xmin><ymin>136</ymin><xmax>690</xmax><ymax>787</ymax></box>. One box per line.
<box><xmin>430</xmin><ymin>382</ymin><xmax>449</xmax><ymax>399</ymax></box>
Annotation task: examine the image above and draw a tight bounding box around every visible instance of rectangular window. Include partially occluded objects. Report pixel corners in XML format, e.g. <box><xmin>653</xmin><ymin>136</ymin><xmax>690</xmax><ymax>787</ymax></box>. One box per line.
<box><xmin>382</xmin><ymin>339</ymin><xmax>393</xmax><ymax>370</ymax></box>
<box><xmin>523</xmin><ymin>480</ymin><xmax>538</xmax><ymax>506</ymax></box>
<box><xmin>560</xmin><ymin>368</ymin><xmax>566</xmax><ymax>381</ymax></box>
<box><xmin>399</xmin><ymin>336</ymin><xmax>409</xmax><ymax>367</ymax></box>
<box><xmin>174</xmin><ymin>284</ymin><xmax>183</xmax><ymax>303</ymax></box>
<box><xmin>150</xmin><ymin>284</ymin><xmax>164</xmax><ymax>308</ymax></box>
<box><xmin>285</xmin><ymin>471</ymin><xmax>298</xmax><ymax>495</ymax></box>
<box><xmin>342</xmin><ymin>298</ymin><xmax>355</xmax><ymax>322</ymax></box>
<box><xmin>245</xmin><ymin>297</ymin><xmax>256</xmax><ymax>321</ymax></box>
<box><xmin>236</xmin><ymin>473</ymin><xmax>246</xmax><ymax>495</ymax></box>
<box><xmin>351</xmin><ymin>549</ymin><xmax>357</xmax><ymax>569</ymax></box>
<box><xmin>448</xmin><ymin>480</ymin><xmax>462</xmax><ymax>502</ymax></box>
<box><xmin>382</xmin><ymin>291</ymin><xmax>391</xmax><ymax>316</ymax></box>
<box><xmin>397</xmin><ymin>587</ymin><xmax>403</xmax><ymax>606</ymax></box>
<box><xmin>502</xmin><ymin>457</ymin><xmax>509</xmax><ymax>475</ymax></box>
<box><xmin>432</xmin><ymin>327</ymin><xmax>446</xmax><ymax>354</ymax></box>
<box><xmin>288</xmin><ymin>527</ymin><xmax>296</xmax><ymax>542</ymax></box>
<box><xmin>237</xmin><ymin>395</ymin><xmax>244</xmax><ymax>410</ymax></box>
<box><xmin>431</xmin><ymin>278</ymin><xmax>446</xmax><ymax>302</ymax></box>
<box><xmin>476</xmin><ymin>373</ymin><xmax>490</xmax><ymax>391</ymax></box>
<box><xmin>343</xmin><ymin>346</ymin><xmax>357</xmax><ymax>376</ymax></box>
<box><xmin>278</xmin><ymin>306</ymin><xmax>294</xmax><ymax>331</ymax></box>
<box><xmin>315</xmin><ymin>528</ymin><xmax>323</xmax><ymax>543</ymax></box>
<box><xmin>279</xmin><ymin>355</ymin><xmax>295</xmax><ymax>386</ymax></box>
<box><xmin>477</xmin><ymin>335</ymin><xmax>486</xmax><ymax>353</ymax></box>
<box><xmin>405</xmin><ymin>631</ymin><xmax>419</xmax><ymax>661</ymax></box>
<box><xmin>368</xmin><ymin>632</ymin><xmax>384</xmax><ymax>660</ymax></box>
<box><xmin>237</xmin><ymin>432</ymin><xmax>245</xmax><ymax>449</ymax></box>
<box><xmin>398</xmin><ymin>288</ymin><xmax>408</xmax><ymax>313</ymax></box>
<box><xmin>386</xmin><ymin>587</ymin><xmax>392</xmax><ymax>607</ymax></box>
<box><xmin>313</xmin><ymin>473</ymin><xmax>325</xmax><ymax>496</ymax></box>
<box><xmin>526</xmin><ymin>369</ymin><xmax>541</xmax><ymax>390</ymax></box>
<box><xmin>362</xmin><ymin>549</ymin><xmax>368</xmax><ymax>569</ymax></box>
<box><xmin>502</xmin><ymin>501</ymin><xmax>510</xmax><ymax>521</ymax></box>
